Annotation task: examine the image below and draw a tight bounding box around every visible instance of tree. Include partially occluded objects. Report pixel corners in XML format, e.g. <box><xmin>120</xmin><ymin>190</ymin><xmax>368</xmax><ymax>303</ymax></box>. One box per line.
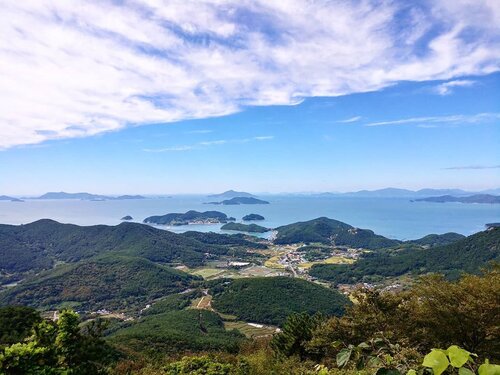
<box><xmin>0</xmin><ymin>306</ymin><xmax>41</xmax><ymax>346</ymax></box>
<box><xmin>0</xmin><ymin>309</ymin><xmax>116</xmax><ymax>374</ymax></box>
<box><xmin>271</xmin><ymin>313</ymin><xmax>325</xmax><ymax>360</ymax></box>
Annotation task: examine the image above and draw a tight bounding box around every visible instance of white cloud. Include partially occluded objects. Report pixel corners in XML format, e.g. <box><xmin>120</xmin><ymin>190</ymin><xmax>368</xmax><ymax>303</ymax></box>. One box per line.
<box><xmin>365</xmin><ymin>113</ymin><xmax>500</xmax><ymax>127</ymax></box>
<box><xmin>433</xmin><ymin>79</ymin><xmax>476</xmax><ymax>95</ymax></box>
<box><xmin>338</xmin><ymin>116</ymin><xmax>362</xmax><ymax>123</ymax></box>
<box><xmin>1</xmin><ymin>0</ymin><xmax>499</xmax><ymax>148</ymax></box>
<box><xmin>143</xmin><ymin>135</ymin><xmax>273</xmax><ymax>152</ymax></box>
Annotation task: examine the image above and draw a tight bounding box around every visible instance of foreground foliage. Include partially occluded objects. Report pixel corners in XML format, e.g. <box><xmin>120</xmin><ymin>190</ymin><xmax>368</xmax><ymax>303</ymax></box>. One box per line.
<box><xmin>0</xmin><ymin>310</ymin><xmax>115</xmax><ymax>374</ymax></box>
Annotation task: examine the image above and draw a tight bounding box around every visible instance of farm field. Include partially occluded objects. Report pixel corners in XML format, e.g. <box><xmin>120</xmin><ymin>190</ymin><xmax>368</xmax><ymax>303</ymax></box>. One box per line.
<box><xmin>224</xmin><ymin>321</ymin><xmax>277</xmax><ymax>338</ymax></box>
<box><xmin>298</xmin><ymin>255</ymin><xmax>355</xmax><ymax>269</ymax></box>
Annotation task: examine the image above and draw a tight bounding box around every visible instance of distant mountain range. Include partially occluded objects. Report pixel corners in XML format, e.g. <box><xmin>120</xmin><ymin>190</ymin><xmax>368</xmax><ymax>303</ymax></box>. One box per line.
<box><xmin>26</xmin><ymin>192</ymin><xmax>147</xmax><ymax>200</ymax></box>
<box><xmin>316</xmin><ymin>188</ymin><xmax>500</xmax><ymax>198</ymax></box>
<box><xmin>207</xmin><ymin>190</ymin><xmax>256</xmax><ymax>199</ymax></box>
<box><xmin>415</xmin><ymin>194</ymin><xmax>500</xmax><ymax>204</ymax></box>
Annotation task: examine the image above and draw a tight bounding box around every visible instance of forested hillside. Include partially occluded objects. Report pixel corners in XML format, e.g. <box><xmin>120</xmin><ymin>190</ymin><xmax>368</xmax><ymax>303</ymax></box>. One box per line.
<box><xmin>0</xmin><ymin>219</ymin><xmax>239</xmax><ymax>280</ymax></box>
<box><xmin>0</xmin><ymin>255</ymin><xmax>197</xmax><ymax>311</ymax></box>
<box><xmin>210</xmin><ymin>277</ymin><xmax>349</xmax><ymax>325</ymax></box>
<box><xmin>310</xmin><ymin>227</ymin><xmax>500</xmax><ymax>283</ymax></box>
<box><xmin>274</xmin><ymin>217</ymin><xmax>401</xmax><ymax>249</ymax></box>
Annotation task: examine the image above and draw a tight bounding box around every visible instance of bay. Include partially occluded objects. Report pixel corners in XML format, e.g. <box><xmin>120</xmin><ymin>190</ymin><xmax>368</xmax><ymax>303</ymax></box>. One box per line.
<box><xmin>0</xmin><ymin>195</ymin><xmax>498</xmax><ymax>240</ymax></box>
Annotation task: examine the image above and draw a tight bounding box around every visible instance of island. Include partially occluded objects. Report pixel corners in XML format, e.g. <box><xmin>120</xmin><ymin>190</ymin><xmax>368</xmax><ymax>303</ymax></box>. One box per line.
<box><xmin>121</xmin><ymin>215</ymin><xmax>133</xmax><ymax>221</ymax></box>
<box><xmin>242</xmin><ymin>213</ymin><xmax>265</xmax><ymax>221</ymax></box>
<box><xmin>207</xmin><ymin>190</ymin><xmax>255</xmax><ymax>199</ymax></box>
<box><xmin>414</xmin><ymin>194</ymin><xmax>500</xmax><ymax>204</ymax></box>
<box><xmin>220</xmin><ymin>222</ymin><xmax>270</xmax><ymax>233</ymax></box>
<box><xmin>0</xmin><ymin>195</ymin><xmax>23</xmax><ymax>202</ymax></box>
<box><xmin>143</xmin><ymin>210</ymin><xmax>229</xmax><ymax>225</ymax></box>
<box><xmin>32</xmin><ymin>192</ymin><xmax>147</xmax><ymax>200</ymax></box>
<box><xmin>207</xmin><ymin>197</ymin><xmax>270</xmax><ymax>205</ymax></box>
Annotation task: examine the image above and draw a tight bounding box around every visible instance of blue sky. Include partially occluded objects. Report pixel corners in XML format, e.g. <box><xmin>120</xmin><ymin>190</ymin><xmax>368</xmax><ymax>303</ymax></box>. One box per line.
<box><xmin>0</xmin><ymin>1</ymin><xmax>499</xmax><ymax>194</ymax></box>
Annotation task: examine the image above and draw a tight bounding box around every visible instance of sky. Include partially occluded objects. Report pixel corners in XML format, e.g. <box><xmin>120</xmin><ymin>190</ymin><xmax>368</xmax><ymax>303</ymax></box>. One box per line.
<box><xmin>0</xmin><ymin>0</ymin><xmax>499</xmax><ymax>195</ymax></box>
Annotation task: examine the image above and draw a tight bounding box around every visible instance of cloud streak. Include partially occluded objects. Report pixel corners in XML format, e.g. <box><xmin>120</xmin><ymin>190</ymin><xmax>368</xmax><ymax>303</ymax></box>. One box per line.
<box><xmin>443</xmin><ymin>165</ymin><xmax>500</xmax><ymax>170</ymax></box>
<box><xmin>433</xmin><ymin>79</ymin><xmax>476</xmax><ymax>95</ymax></box>
<box><xmin>338</xmin><ymin>116</ymin><xmax>362</xmax><ymax>123</ymax></box>
<box><xmin>143</xmin><ymin>135</ymin><xmax>273</xmax><ymax>152</ymax></box>
<box><xmin>364</xmin><ymin>113</ymin><xmax>500</xmax><ymax>127</ymax></box>
<box><xmin>1</xmin><ymin>0</ymin><xmax>500</xmax><ymax>148</ymax></box>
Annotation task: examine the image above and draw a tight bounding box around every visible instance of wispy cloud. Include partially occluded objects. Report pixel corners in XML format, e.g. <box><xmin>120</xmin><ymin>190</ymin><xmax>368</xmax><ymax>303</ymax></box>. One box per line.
<box><xmin>1</xmin><ymin>1</ymin><xmax>499</xmax><ymax>148</ymax></box>
<box><xmin>433</xmin><ymin>80</ymin><xmax>476</xmax><ymax>95</ymax></box>
<box><xmin>186</xmin><ymin>130</ymin><xmax>213</xmax><ymax>134</ymax></box>
<box><xmin>443</xmin><ymin>165</ymin><xmax>500</xmax><ymax>170</ymax></box>
<box><xmin>143</xmin><ymin>135</ymin><xmax>274</xmax><ymax>152</ymax></box>
<box><xmin>338</xmin><ymin>116</ymin><xmax>362</xmax><ymax>123</ymax></box>
<box><xmin>365</xmin><ymin>113</ymin><xmax>500</xmax><ymax>127</ymax></box>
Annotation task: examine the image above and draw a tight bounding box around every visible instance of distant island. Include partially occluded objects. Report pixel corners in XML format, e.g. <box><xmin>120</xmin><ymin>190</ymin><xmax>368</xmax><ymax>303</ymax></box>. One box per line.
<box><xmin>144</xmin><ymin>210</ymin><xmax>229</xmax><ymax>225</ymax></box>
<box><xmin>414</xmin><ymin>194</ymin><xmax>500</xmax><ymax>204</ymax></box>
<box><xmin>207</xmin><ymin>197</ymin><xmax>270</xmax><ymax>205</ymax></box>
<box><xmin>242</xmin><ymin>213</ymin><xmax>265</xmax><ymax>221</ymax></box>
<box><xmin>121</xmin><ymin>215</ymin><xmax>133</xmax><ymax>221</ymax></box>
<box><xmin>315</xmin><ymin>187</ymin><xmax>500</xmax><ymax>198</ymax></box>
<box><xmin>207</xmin><ymin>190</ymin><xmax>255</xmax><ymax>199</ymax></box>
<box><xmin>221</xmin><ymin>222</ymin><xmax>270</xmax><ymax>233</ymax></box>
<box><xmin>0</xmin><ymin>195</ymin><xmax>23</xmax><ymax>202</ymax></box>
<box><xmin>31</xmin><ymin>192</ymin><xmax>147</xmax><ymax>201</ymax></box>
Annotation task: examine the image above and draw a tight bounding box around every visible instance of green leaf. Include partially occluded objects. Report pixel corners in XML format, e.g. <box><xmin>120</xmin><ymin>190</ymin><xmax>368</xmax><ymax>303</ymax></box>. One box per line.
<box><xmin>459</xmin><ymin>367</ymin><xmax>475</xmax><ymax>375</ymax></box>
<box><xmin>478</xmin><ymin>363</ymin><xmax>500</xmax><ymax>375</ymax></box>
<box><xmin>358</xmin><ymin>342</ymin><xmax>370</xmax><ymax>349</ymax></box>
<box><xmin>336</xmin><ymin>348</ymin><xmax>352</xmax><ymax>368</ymax></box>
<box><xmin>422</xmin><ymin>349</ymin><xmax>449</xmax><ymax>375</ymax></box>
<box><xmin>447</xmin><ymin>345</ymin><xmax>471</xmax><ymax>368</ymax></box>
<box><xmin>406</xmin><ymin>370</ymin><xmax>417</xmax><ymax>375</ymax></box>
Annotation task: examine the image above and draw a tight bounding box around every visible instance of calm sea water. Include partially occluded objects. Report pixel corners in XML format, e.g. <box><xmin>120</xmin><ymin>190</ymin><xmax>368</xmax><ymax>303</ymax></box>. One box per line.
<box><xmin>0</xmin><ymin>195</ymin><xmax>498</xmax><ymax>240</ymax></box>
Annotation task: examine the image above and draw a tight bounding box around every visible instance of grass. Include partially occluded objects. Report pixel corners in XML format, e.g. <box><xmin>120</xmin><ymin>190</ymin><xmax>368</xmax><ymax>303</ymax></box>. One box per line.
<box><xmin>189</xmin><ymin>267</ymin><xmax>226</xmax><ymax>279</ymax></box>
<box><xmin>224</xmin><ymin>321</ymin><xmax>276</xmax><ymax>338</ymax></box>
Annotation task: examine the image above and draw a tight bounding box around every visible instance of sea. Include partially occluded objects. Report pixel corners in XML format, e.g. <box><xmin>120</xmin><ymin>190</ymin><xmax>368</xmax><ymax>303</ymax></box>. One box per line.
<box><xmin>0</xmin><ymin>195</ymin><xmax>499</xmax><ymax>241</ymax></box>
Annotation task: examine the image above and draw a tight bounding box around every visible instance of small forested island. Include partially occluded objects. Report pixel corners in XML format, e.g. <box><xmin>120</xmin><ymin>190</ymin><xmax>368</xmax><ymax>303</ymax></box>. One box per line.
<box><xmin>207</xmin><ymin>189</ymin><xmax>255</xmax><ymax>198</ymax></box>
<box><xmin>414</xmin><ymin>194</ymin><xmax>500</xmax><ymax>204</ymax></box>
<box><xmin>207</xmin><ymin>196</ymin><xmax>270</xmax><ymax>205</ymax></box>
<box><xmin>114</xmin><ymin>194</ymin><xmax>147</xmax><ymax>200</ymax></box>
<box><xmin>242</xmin><ymin>213</ymin><xmax>265</xmax><ymax>221</ymax></box>
<box><xmin>220</xmin><ymin>222</ymin><xmax>270</xmax><ymax>233</ymax></box>
<box><xmin>0</xmin><ymin>195</ymin><xmax>23</xmax><ymax>202</ymax></box>
<box><xmin>144</xmin><ymin>210</ymin><xmax>229</xmax><ymax>225</ymax></box>
<box><xmin>120</xmin><ymin>215</ymin><xmax>133</xmax><ymax>221</ymax></box>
